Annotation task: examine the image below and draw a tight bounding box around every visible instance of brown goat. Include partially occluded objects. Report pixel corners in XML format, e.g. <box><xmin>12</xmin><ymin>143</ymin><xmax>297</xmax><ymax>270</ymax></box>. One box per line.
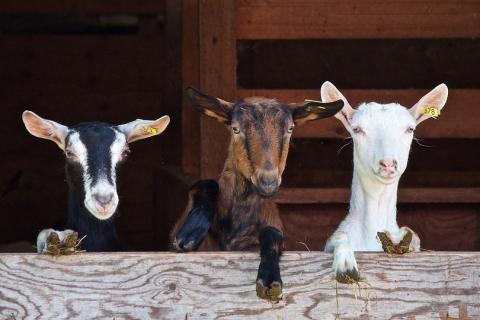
<box><xmin>171</xmin><ymin>87</ymin><xmax>343</xmax><ymax>302</ymax></box>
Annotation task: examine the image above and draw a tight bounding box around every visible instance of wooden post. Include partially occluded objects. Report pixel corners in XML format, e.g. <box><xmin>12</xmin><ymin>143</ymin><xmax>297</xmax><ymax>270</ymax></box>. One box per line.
<box><xmin>198</xmin><ymin>0</ymin><xmax>236</xmax><ymax>179</ymax></box>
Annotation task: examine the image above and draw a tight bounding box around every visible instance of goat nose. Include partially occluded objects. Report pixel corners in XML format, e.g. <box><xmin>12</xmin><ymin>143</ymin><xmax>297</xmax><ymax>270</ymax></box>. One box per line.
<box><xmin>379</xmin><ymin>159</ymin><xmax>397</xmax><ymax>169</ymax></box>
<box><xmin>259</xmin><ymin>175</ymin><xmax>277</xmax><ymax>187</ymax></box>
<box><xmin>94</xmin><ymin>193</ymin><xmax>114</xmax><ymax>206</ymax></box>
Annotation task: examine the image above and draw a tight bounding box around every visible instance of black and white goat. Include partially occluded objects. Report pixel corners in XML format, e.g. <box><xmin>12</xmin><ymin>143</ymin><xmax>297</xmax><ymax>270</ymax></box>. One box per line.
<box><xmin>22</xmin><ymin>111</ymin><xmax>170</xmax><ymax>252</ymax></box>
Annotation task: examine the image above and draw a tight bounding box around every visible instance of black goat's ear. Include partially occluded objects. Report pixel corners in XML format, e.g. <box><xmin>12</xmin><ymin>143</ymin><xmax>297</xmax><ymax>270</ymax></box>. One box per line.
<box><xmin>289</xmin><ymin>99</ymin><xmax>344</xmax><ymax>125</ymax></box>
<box><xmin>185</xmin><ymin>87</ymin><xmax>234</xmax><ymax>124</ymax></box>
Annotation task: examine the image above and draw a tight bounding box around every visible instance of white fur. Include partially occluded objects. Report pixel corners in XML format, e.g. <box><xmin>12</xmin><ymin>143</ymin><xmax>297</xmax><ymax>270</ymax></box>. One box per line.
<box><xmin>322</xmin><ymin>82</ymin><xmax>448</xmax><ymax>279</ymax></box>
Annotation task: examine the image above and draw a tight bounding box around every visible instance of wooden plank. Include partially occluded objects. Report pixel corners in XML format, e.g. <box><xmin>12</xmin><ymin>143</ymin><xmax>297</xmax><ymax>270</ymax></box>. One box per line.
<box><xmin>238</xmin><ymin>89</ymin><xmax>480</xmax><ymax>139</ymax></box>
<box><xmin>0</xmin><ymin>1</ymin><xmax>164</xmax><ymax>14</ymax></box>
<box><xmin>0</xmin><ymin>252</ymin><xmax>479</xmax><ymax>319</ymax></box>
<box><xmin>275</xmin><ymin>188</ymin><xmax>480</xmax><ymax>204</ymax></box>
<box><xmin>236</xmin><ymin>0</ymin><xmax>480</xmax><ymax>39</ymax></box>
<box><xmin>199</xmin><ymin>0</ymin><xmax>236</xmax><ymax>179</ymax></box>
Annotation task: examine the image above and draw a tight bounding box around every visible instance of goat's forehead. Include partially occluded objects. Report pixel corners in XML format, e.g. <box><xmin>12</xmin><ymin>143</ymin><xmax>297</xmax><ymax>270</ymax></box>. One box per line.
<box><xmin>232</xmin><ymin>98</ymin><xmax>291</xmax><ymax>123</ymax></box>
<box><xmin>352</xmin><ymin>102</ymin><xmax>414</xmax><ymax>127</ymax></box>
<box><xmin>66</xmin><ymin>123</ymin><xmax>125</xmax><ymax>150</ymax></box>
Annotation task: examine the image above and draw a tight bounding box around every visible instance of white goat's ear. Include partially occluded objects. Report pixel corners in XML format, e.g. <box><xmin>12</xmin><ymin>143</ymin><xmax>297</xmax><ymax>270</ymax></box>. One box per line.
<box><xmin>409</xmin><ymin>84</ymin><xmax>448</xmax><ymax>125</ymax></box>
<box><xmin>116</xmin><ymin>115</ymin><xmax>170</xmax><ymax>143</ymax></box>
<box><xmin>22</xmin><ymin>110</ymin><xmax>69</xmax><ymax>150</ymax></box>
<box><xmin>320</xmin><ymin>81</ymin><xmax>355</xmax><ymax>130</ymax></box>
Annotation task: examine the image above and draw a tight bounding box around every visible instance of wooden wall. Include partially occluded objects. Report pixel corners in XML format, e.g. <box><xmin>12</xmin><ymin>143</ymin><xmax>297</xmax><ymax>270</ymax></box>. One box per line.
<box><xmin>0</xmin><ymin>1</ymin><xmax>183</xmax><ymax>250</ymax></box>
<box><xmin>182</xmin><ymin>0</ymin><xmax>480</xmax><ymax>251</ymax></box>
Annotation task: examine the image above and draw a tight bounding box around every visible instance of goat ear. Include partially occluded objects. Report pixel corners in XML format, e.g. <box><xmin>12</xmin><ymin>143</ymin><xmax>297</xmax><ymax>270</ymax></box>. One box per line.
<box><xmin>321</xmin><ymin>81</ymin><xmax>355</xmax><ymax>130</ymax></box>
<box><xmin>22</xmin><ymin>110</ymin><xmax>69</xmax><ymax>150</ymax></box>
<box><xmin>409</xmin><ymin>84</ymin><xmax>448</xmax><ymax>125</ymax></box>
<box><xmin>116</xmin><ymin>115</ymin><xmax>170</xmax><ymax>143</ymax></box>
<box><xmin>185</xmin><ymin>86</ymin><xmax>234</xmax><ymax>124</ymax></box>
<box><xmin>289</xmin><ymin>99</ymin><xmax>344</xmax><ymax>125</ymax></box>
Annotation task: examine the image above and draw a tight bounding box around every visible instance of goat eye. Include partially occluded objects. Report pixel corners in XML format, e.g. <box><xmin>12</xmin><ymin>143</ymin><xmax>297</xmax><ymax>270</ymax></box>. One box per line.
<box><xmin>65</xmin><ymin>150</ymin><xmax>76</xmax><ymax>160</ymax></box>
<box><xmin>406</xmin><ymin>127</ymin><xmax>415</xmax><ymax>134</ymax></box>
<box><xmin>121</xmin><ymin>149</ymin><xmax>130</xmax><ymax>158</ymax></box>
<box><xmin>287</xmin><ymin>125</ymin><xmax>294</xmax><ymax>133</ymax></box>
<box><xmin>232</xmin><ymin>127</ymin><xmax>240</xmax><ymax>134</ymax></box>
<box><xmin>352</xmin><ymin>127</ymin><xmax>363</xmax><ymax>134</ymax></box>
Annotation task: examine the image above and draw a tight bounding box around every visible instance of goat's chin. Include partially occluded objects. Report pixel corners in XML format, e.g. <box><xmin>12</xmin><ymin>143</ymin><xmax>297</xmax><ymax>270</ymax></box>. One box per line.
<box><xmin>373</xmin><ymin>173</ymin><xmax>399</xmax><ymax>185</ymax></box>
<box><xmin>84</xmin><ymin>200</ymin><xmax>116</xmax><ymax>220</ymax></box>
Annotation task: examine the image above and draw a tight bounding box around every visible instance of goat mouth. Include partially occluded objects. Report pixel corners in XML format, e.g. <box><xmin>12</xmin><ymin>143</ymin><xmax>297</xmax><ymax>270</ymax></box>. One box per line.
<box><xmin>374</xmin><ymin>172</ymin><xmax>398</xmax><ymax>184</ymax></box>
<box><xmin>254</xmin><ymin>185</ymin><xmax>279</xmax><ymax>198</ymax></box>
<box><xmin>84</xmin><ymin>199</ymin><xmax>117</xmax><ymax>220</ymax></box>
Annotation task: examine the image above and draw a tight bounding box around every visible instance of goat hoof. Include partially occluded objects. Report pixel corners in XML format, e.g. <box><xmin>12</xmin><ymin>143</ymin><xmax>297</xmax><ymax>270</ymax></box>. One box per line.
<box><xmin>63</xmin><ymin>231</ymin><xmax>79</xmax><ymax>249</ymax></box>
<box><xmin>336</xmin><ymin>268</ymin><xmax>360</xmax><ymax>284</ymax></box>
<box><xmin>256</xmin><ymin>280</ymin><xmax>283</xmax><ymax>303</ymax></box>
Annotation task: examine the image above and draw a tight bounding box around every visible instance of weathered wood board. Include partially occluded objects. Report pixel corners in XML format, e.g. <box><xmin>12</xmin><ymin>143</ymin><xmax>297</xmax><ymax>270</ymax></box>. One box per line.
<box><xmin>0</xmin><ymin>252</ymin><xmax>478</xmax><ymax>319</ymax></box>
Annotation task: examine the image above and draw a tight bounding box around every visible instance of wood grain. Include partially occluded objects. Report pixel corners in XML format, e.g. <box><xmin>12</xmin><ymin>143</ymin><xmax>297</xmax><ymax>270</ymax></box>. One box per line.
<box><xmin>237</xmin><ymin>89</ymin><xmax>480</xmax><ymax>139</ymax></box>
<box><xmin>0</xmin><ymin>252</ymin><xmax>478</xmax><ymax>319</ymax></box>
<box><xmin>236</xmin><ymin>0</ymin><xmax>480</xmax><ymax>39</ymax></box>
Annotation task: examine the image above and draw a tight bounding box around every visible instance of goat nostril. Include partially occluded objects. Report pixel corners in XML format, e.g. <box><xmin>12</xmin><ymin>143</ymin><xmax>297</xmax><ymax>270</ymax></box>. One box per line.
<box><xmin>379</xmin><ymin>159</ymin><xmax>397</xmax><ymax>169</ymax></box>
<box><xmin>94</xmin><ymin>193</ymin><xmax>114</xmax><ymax>206</ymax></box>
<box><xmin>259</xmin><ymin>175</ymin><xmax>277</xmax><ymax>187</ymax></box>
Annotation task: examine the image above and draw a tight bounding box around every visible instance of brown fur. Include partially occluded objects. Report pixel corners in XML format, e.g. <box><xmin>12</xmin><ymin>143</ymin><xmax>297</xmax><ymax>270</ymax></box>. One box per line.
<box><xmin>171</xmin><ymin>87</ymin><xmax>343</xmax><ymax>301</ymax></box>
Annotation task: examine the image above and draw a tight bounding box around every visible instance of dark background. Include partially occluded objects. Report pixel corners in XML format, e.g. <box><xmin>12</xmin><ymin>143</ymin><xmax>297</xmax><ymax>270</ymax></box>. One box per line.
<box><xmin>0</xmin><ymin>1</ymin><xmax>479</xmax><ymax>251</ymax></box>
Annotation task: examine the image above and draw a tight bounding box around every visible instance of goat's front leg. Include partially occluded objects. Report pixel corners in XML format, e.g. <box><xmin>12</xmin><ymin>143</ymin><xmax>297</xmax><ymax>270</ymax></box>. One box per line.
<box><xmin>256</xmin><ymin>226</ymin><xmax>283</xmax><ymax>303</ymax></box>
<box><xmin>325</xmin><ymin>231</ymin><xmax>360</xmax><ymax>283</ymax></box>
<box><xmin>36</xmin><ymin>229</ymin><xmax>78</xmax><ymax>254</ymax></box>
<box><xmin>171</xmin><ymin>179</ymin><xmax>218</xmax><ymax>252</ymax></box>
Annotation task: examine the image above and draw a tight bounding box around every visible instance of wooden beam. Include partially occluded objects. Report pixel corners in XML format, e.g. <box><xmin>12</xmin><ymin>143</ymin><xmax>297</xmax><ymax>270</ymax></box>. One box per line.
<box><xmin>0</xmin><ymin>1</ymin><xmax>164</xmax><ymax>14</ymax></box>
<box><xmin>181</xmin><ymin>0</ymin><xmax>201</xmax><ymax>176</ymax></box>
<box><xmin>238</xmin><ymin>89</ymin><xmax>480</xmax><ymax>139</ymax></box>
<box><xmin>236</xmin><ymin>0</ymin><xmax>480</xmax><ymax>39</ymax></box>
<box><xmin>275</xmin><ymin>187</ymin><xmax>480</xmax><ymax>204</ymax></box>
<box><xmin>0</xmin><ymin>252</ymin><xmax>479</xmax><ymax>318</ymax></box>
<box><xmin>198</xmin><ymin>0</ymin><xmax>236</xmax><ymax>179</ymax></box>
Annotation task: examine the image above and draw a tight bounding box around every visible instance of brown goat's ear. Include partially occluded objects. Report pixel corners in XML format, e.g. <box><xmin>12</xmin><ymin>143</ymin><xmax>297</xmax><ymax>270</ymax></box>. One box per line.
<box><xmin>185</xmin><ymin>87</ymin><xmax>234</xmax><ymax>124</ymax></box>
<box><xmin>289</xmin><ymin>99</ymin><xmax>344</xmax><ymax>125</ymax></box>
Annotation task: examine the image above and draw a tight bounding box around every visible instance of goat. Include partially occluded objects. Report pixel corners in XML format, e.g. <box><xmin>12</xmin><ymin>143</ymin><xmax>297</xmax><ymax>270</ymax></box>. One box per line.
<box><xmin>22</xmin><ymin>111</ymin><xmax>170</xmax><ymax>252</ymax></box>
<box><xmin>321</xmin><ymin>81</ymin><xmax>448</xmax><ymax>282</ymax></box>
<box><xmin>170</xmin><ymin>87</ymin><xmax>344</xmax><ymax>301</ymax></box>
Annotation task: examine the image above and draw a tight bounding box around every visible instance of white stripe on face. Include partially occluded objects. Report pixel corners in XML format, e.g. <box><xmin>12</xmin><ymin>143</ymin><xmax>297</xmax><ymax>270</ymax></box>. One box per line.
<box><xmin>67</xmin><ymin>130</ymin><xmax>125</xmax><ymax>220</ymax></box>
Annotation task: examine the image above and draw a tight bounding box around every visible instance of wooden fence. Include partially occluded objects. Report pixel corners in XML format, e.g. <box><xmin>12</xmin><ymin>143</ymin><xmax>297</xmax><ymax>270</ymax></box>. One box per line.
<box><xmin>0</xmin><ymin>252</ymin><xmax>479</xmax><ymax>319</ymax></box>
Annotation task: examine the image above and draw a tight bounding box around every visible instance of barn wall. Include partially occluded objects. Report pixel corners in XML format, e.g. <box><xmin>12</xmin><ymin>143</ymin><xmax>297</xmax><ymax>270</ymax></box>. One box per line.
<box><xmin>0</xmin><ymin>1</ymin><xmax>183</xmax><ymax>250</ymax></box>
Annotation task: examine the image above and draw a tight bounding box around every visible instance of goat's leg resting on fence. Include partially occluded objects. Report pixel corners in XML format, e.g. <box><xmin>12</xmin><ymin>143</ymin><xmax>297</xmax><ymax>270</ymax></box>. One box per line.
<box><xmin>256</xmin><ymin>226</ymin><xmax>283</xmax><ymax>302</ymax></box>
<box><xmin>325</xmin><ymin>231</ymin><xmax>360</xmax><ymax>283</ymax></box>
<box><xmin>36</xmin><ymin>228</ymin><xmax>78</xmax><ymax>254</ymax></box>
<box><xmin>382</xmin><ymin>226</ymin><xmax>421</xmax><ymax>253</ymax></box>
<box><xmin>171</xmin><ymin>179</ymin><xmax>218</xmax><ymax>251</ymax></box>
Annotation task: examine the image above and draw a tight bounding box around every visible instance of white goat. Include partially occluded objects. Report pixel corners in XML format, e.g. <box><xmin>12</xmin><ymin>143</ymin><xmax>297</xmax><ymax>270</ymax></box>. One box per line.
<box><xmin>322</xmin><ymin>81</ymin><xmax>448</xmax><ymax>282</ymax></box>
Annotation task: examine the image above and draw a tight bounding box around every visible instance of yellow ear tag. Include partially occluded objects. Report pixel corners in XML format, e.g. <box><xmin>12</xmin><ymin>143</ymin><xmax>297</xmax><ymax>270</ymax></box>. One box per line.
<box><xmin>421</xmin><ymin>107</ymin><xmax>441</xmax><ymax>119</ymax></box>
<box><xmin>304</xmin><ymin>99</ymin><xmax>326</xmax><ymax>112</ymax></box>
<box><xmin>143</xmin><ymin>126</ymin><xmax>158</xmax><ymax>135</ymax></box>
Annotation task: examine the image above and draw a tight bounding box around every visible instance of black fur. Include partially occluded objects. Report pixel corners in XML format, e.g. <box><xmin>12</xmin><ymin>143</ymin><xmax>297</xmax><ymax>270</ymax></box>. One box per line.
<box><xmin>174</xmin><ymin>180</ymin><xmax>219</xmax><ymax>251</ymax></box>
<box><xmin>64</xmin><ymin>122</ymin><xmax>123</xmax><ymax>252</ymax></box>
<box><xmin>257</xmin><ymin>226</ymin><xmax>283</xmax><ymax>287</ymax></box>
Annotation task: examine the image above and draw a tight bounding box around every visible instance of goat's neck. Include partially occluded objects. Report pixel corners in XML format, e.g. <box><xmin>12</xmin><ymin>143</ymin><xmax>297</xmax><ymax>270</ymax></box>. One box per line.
<box><xmin>214</xmin><ymin>155</ymin><xmax>263</xmax><ymax>249</ymax></box>
<box><xmin>66</xmin><ymin>190</ymin><xmax>120</xmax><ymax>251</ymax></box>
<box><xmin>346</xmin><ymin>167</ymin><xmax>400</xmax><ymax>249</ymax></box>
